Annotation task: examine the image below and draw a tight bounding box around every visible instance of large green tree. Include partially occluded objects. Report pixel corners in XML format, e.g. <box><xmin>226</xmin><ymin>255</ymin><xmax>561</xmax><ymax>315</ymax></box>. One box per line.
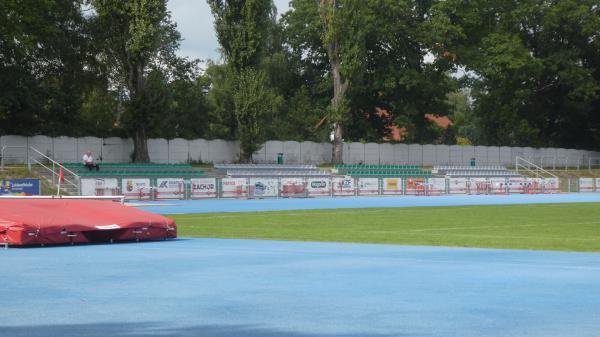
<box><xmin>0</xmin><ymin>0</ymin><xmax>102</xmax><ymax>135</ymax></box>
<box><xmin>431</xmin><ymin>0</ymin><xmax>600</xmax><ymax>149</ymax></box>
<box><xmin>208</xmin><ymin>0</ymin><xmax>280</xmax><ymax>162</ymax></box>
<box><xmin>90</xmin><ymin>0</ymin><xmax>186</xmax><ymax>162</ymax></box>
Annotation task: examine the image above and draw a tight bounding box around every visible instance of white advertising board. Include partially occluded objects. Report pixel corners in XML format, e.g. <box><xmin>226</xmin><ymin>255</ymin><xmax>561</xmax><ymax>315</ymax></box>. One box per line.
<box><xmin>81</xmin><ymin>178</ymin><xmax>119</xmax><ymax>196</ymax></box>
<box><xmin>221</xmin><ymin>178</ymin><xmax>248</xmax><ymax>198</ymax></box>
<box><xmin>544</xmin><ymin>178</ymin><xmax>560</xmax><ymax>193</ymax></box>
<box><xmin>332</xmin><ymin>177</ymin><xmax>355</xmax><ymax>196</ymax></box>
<box><xmin>382</xmin><ymin>178</ymin><xmax>403</xmax><ymax>195</ymax></box>
<box><xmin>489</xmin><ymin>177</ymin><xmax>507</xmax><ymax>194</ymax></box>
<box><xmin>580</xmin><ymin>178</ymin><xmax>594</xmax><ymax>192</ymax></box>
<box><xmin>427</xmin><ymin>178</ymin><xmax>446</xmax><ymax>195</ymax></box>
<box><xmin>508</xmin><ymin>177</ymin><xmax>527</xmax><ymax>194</ymax></box>
<box><xmin>469</xmin><ymin>178</ymin><xmax>490</xmax><ymax>194</ymax></box>
<box><xmin>281</xmin><ymin>177</ymin><xmax>305</xmax><ymax>197</ymax></box>
<box><xmin>156</xmin><ymin>178</ymin><xmax>185</xmax><ymax>199</ymax></box>
<box><xmin>307</xmin><ymin>178</ymin><xmax>330</xmax><ymax>196</ymax></box>
<box><xmin>448</xmin><ymin>178</ymin><xmax>468</xmax><ymax>194</ymax></box>
<box><xmin>596</xmin><ymin>178</ymin><xmax>600</xmax><ymax>192</ymax></box>
<box><xmin>358</xmin><ymin>178</ymin><xmax>379</xmax><ymax>195</ymax></box>
<box><xmin>121</xmin><ymin>178</ymin><xmax>152</xmax><ymax>200</ymax></box>
<box><xmin>249</xmin><ymin>178</ymin><xmax>278</xmax><ymax>197</ymax></box>
<box><xmin>190</xmin><ymin>178</ymin><xmax>217</xmax><ymax>198</ymax></box>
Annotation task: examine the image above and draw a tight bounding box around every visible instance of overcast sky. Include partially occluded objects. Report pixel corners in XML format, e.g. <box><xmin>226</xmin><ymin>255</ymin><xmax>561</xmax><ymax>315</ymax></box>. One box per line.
<box><xmin>168</xmin><ymin>0</ymin><xmax>291</xmax><ymax>64</ymax></box>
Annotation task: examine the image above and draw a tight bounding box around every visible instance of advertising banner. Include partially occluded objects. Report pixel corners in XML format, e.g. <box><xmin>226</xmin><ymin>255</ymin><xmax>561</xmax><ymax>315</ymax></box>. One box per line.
<box><xmin>489</xmin><ymin>177</ymin><xmax>507</xmax><ymax>194</ymax></box>
<box><xmin>249</xmin><ymin>178</ymin><xmax>278</xmax><ymax>197</ymax></box>
<box><xmin>190</xmin><ymin>178</ymin><xmax>217</xmax><ymax>198</ymax></box>
<box><xmin>358</xmin><ymin>178</ymin><xmax>379</xmax><ymax>195</ymax></box>
<box><xmin>281</xmin><ymin>177</ymin><xmax>305</xmax><ymax>197</ymax></box>
<box><xmin>427</xmin><ymin>178</ymin><xmax>446</xmax><ymax>195</ymax></box>
<box><xmin>525</xmin><ymin>178</ymin><xmax>544</xmax><ymax>194</ymax></box>
<box><xmin>544</xmin><ymin>178</ymin><xmax>560</xmax><ymax>193</ymax></box>
<box><xmin>121</xmin><ymin>178</ymin><xmax>152</xmax><ymax>200</ymax></box>
<box><xmin>156</xmin><ymin>178</ymin><xmax>185</xmax><ymax>199</ymax></box>
<box><xmin>508</xmin><ymin>177</ymin><xmax>527</xmax><ymax>194</ymax></box>
<box><xmin>332</xmin><ymin>177</ymin><xmax>355</xmax><ymax>196</ymax></box>
<box><xmin>579</xmin><ymin>178</ymin><xmax>594</xmax><ymax>192</ymax></box>
<box><xmin>80</xmin><ymin>178</ymin><xmax>119</xmax><ymax>196</ymax></box>
<box><xmin>596</xmin><ymin>178</ymin><xmax>600</xmax><ymax>192</ymax></box>
<box><xmin>382</xmin><ymin>178</ymin><xmax>403</xmax><ymax>195</ymax></box>
<box><xmin>307</xmin><ymin>178</ymin><xmax>330</xmax><ymax>197</ymax></box>
<box><xmin>221</xmin><ymin>178</ymin><xmax>248</xmax><ymax>198</ymax></box>
<box><xmin>405</xmin><ymin>177</ymin><xmax>425</xmax><ymax>195</ymax></box>
<box><xmin>0</xmin><ymin>179</ymin><xmax>41</xmax><ymax>196</ymax></box>
<box><xmin>448</xmin><ymin>178</ymin><xmax>468</xmax><ymax>194</ymax></box>
<box><xmin>469</xmin><ymin>178</ymin><xmax>490</xmax><ymax>194</ymax></box>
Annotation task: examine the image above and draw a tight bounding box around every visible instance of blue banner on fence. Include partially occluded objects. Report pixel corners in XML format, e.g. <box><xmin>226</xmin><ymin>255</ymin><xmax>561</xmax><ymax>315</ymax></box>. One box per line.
<box><xmin>0</xmin><ymin>179</ymin><xmax>41</xmax><ymax>196</ymax></box>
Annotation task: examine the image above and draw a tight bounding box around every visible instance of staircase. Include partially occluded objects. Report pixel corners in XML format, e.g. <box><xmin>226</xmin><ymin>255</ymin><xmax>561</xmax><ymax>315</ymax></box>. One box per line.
<box><xmin>31</xmin><ymin>165</ymin><xmax>79</xmax><ymax>195</ymax></box>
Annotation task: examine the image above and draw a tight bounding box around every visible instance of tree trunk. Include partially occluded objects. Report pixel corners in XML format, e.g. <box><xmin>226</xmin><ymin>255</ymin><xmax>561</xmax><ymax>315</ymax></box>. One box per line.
<box><xmin>320</xmin><ymin>0</ymin><xmax>348</xmax><ymax>164</ymax></box>
<box><xmin>133</xmin><ymin>125</ymin><xmax>150</xmax><ymax>163</ymax></box>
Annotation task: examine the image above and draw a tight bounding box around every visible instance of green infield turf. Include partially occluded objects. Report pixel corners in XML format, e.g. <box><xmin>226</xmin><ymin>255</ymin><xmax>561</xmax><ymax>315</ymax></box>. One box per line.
<box><xmin>170</xmin><ymin>203</ymin><xmax>600</xmax><ymax>252</ymax></box>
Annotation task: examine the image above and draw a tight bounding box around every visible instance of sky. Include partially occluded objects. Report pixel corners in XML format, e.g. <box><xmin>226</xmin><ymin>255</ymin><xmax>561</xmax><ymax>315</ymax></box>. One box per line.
<box><xmin>168</xmin><ymin>0</ymin><xmax>291</xmax><ymax>64</ymax></box>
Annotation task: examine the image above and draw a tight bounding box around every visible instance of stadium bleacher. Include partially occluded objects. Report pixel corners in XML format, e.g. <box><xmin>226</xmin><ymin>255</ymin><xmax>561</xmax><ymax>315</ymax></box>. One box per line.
<box><xmin>335</xmin><ymin>164</ymin><xmax>432</xmax><ymax>177</ymax></box>
<box><xmin>215</xmin><ymin>164</ymin><xmax>331</xmax><ymax>177</ymax></box>
<box><xmin>62</xmin><ymin>163</ymin><xmax>205</xmax><ymax>177</ymax></box>
<box><xmin>433</xmin><ymin>165</ymin><xmax>522</xmax><ymax>177</ymax></box>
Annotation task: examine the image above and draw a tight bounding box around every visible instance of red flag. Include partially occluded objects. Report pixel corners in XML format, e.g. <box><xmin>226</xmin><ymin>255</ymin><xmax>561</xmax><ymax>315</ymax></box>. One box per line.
<box><xmin>59</xmin><ymin>167</ymin><xmax>65</xmax><ymax>183</ymax></box>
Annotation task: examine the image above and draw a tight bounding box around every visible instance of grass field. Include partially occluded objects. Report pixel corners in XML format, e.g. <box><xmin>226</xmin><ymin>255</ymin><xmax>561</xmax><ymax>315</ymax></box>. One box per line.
<box><xmin>170</xmin><ymin>202</ymin><xmax>600</xmax><ymax>252</ymax></box>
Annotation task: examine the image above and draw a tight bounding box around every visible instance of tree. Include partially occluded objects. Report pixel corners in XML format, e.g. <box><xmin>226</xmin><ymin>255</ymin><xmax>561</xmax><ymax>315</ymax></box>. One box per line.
<box><xmin>283</xmin><ymin>1</ymin><xmax>455</xmax><ymax>151</ymax></box>
<box><xmin>208</xmin><ymin>0</ymin><xmax>280</xmax><ymax>162</ymax></box>
<box><xmin>430</xmin><ymin>0</ymin><xmax>600</xmax><ymax>149</ymax></box>
<box><xmin>0</xmin><ymin>0</ymin><xmax>101</xmax><ymax>135</ymax></box>
<box><xmin>90</xmin><ymin>0</ymin><xmax>185</xmax><ymax>162</ymax></box>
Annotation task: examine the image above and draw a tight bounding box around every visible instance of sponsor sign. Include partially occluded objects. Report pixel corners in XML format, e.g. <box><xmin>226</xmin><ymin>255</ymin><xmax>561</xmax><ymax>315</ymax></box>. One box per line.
<box><xmin>221</xmin><ymin>178</ymin><xmax>248</xmax><ymax>198</ymax></box>
<box><xmin>0</xmin><ymin>178</ymin><xmax>41</xmax><ymax>196</ymax></box>
<box><xmin>427</xmin><ymin>178</ymin><xmax>446</xmax><ymax>195</ymax></box>
<box><xmin>358</xmin><ymin>178</ymin><xmax>379</xmax><ymax>195</ymax></box>
<box><xmin>544</xmin><ymin>178</ymin><xmax>560</xmax><ymax>193</ymax></box>
<box><xmin>81</xmin><ymin>178</ymin><xmax>119</xmax><ymax>196</ymax></box>
<box><xmin>307</xmin><ymin>178</ymin><xmax>330</xmax><ymax>196</ymax></box>
<box><xmin>405</xmin><ymin>177</ymin><xmax>425</xmax><ymax>195</ymax></box>
<box><xmin>190</xmin><ymin>178</ymin><xmax>217</xmax><ymax>198</ymax></box>
<box><xmin>525</xmin><ymin>178</ymin><xmax>544</xmax><ymax>194</ymax></box>
<box><xmin>332</xmin><ymin>177</ymin><xmax>355</xmax><ymax>196</ymax></box>
<box><xmin>382</xmin><ymin>178</ymin><xmax>403</xmax><ymax>195</ymax></box>
<box><xmin>448</xmin><ymin>178</ymin><xmax>468</xmax><ymax>194</ymax></box>
<box><xmin>489</xmin><ymin>177</ymin><xmax>507</xmax><ymax>194</ymax></box>
<box><xmin>508</xmin><ymin>177</ymin><xmax>527</xmax><ymax>194</ymax></box>
<box><xmin>121</xmin><ymin>178</ymin><xmax>152</xmax><ymax>200</ymax></box>
<box><xmin>249</xmin><ymin>178</ymin><xmax>278</xmax><ymax>197</ymax></box>
<box><xmin>156</xmin><ymin>178</ymin><xmax>185</xmax><ymax>199</ymax></box>
<box><xmin>596</xmin><ymin>178</ymin><xmax>600</xmax><ymax>192</ymax></box>
<box><xmin>580</xmin><ymin>178</ymin><xmax>594</xmax><ymax>192</ymax></box>
<box><xmin>469</xmin><ymin>178</ymin><xmax>490</xmax><ymax>194</ymax></box>
<box><xmin>281</xmin><ymin>177</ymin><xmax>305</xmax><ymax>197</ymax></box>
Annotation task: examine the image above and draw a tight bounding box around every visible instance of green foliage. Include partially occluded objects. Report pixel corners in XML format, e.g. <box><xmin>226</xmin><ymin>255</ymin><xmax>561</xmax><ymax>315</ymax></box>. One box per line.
<box><xmin>233</xmin><ymin>68</ymin><xmax>282</xmax><ymax>162</ymax></box>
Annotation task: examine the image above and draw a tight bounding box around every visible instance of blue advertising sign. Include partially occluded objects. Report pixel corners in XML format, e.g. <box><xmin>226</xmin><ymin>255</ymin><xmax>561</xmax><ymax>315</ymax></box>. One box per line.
<box><xmin>0</xmin><ymin>179</ymin><xmax>41</xmax><ymax>196</ymax></box>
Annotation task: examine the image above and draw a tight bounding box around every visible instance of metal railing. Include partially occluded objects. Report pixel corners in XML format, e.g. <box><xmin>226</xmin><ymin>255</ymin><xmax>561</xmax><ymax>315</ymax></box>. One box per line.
<box><xmin>1</xmin><ymin>145</ymin><xmax>81</xmax><ymax>194</ymax></box>
<box><xmin>27</xmin><ymin>147</ymin><xmax>80</xmax><ymax>193</ymax></box>
<box><xmin>515</xmin><ymin>156</ymin><xmax>558</xmax><ymax>179</ymax></box>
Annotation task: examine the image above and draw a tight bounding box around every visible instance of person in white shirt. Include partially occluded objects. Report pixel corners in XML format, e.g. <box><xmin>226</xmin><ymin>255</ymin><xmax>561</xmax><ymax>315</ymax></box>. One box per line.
<box><xmin>82</xmin><ymin>151</ymin><xmax>99</xmax><ymax>171</ymax></box>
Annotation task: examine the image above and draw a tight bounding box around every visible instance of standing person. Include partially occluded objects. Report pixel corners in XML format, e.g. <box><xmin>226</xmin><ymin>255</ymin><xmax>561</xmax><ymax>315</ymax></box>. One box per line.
<box><xmin>82</xmin><ymin>151</ymin><xmax>100</xmax><ymax>171</ymax></box>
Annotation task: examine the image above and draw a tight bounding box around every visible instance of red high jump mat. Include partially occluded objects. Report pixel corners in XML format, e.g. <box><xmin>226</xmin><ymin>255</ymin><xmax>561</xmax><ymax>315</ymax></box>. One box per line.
<box><xmin>0</xmin><ymin>199</ymin><xmax>176</xmax><ymax>246</ymax></box>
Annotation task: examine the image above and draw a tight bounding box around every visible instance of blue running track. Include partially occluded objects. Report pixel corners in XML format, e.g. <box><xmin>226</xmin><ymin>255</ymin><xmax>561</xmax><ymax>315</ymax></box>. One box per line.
<box><xmin>2</xmin><ymin>193</ymin><xmax>600</xmax><ymax>336</ymax></box>
<box><xmin>137</xmin><ymin>192</ymin><xmax>600</xmax><ymax>214</ymax></box>
<box><xmin>1</xmin><ymin>239</ymin><xmax>600</xmax><ymax>337</ymax></box>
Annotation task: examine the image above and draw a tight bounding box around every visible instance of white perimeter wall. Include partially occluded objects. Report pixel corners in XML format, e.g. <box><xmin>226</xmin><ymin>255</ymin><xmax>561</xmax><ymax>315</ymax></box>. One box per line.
<box><xmin>2</xmin><ymin>135</ymin><xmax>599</xmax><ymax>166</ymax></box>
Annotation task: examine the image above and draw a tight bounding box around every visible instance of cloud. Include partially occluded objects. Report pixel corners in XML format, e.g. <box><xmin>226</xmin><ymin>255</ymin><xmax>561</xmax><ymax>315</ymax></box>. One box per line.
<box><xmin>169</xmin><ymin>0</ymin><xmax>291</xmax><ymax>64</ymax></box>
